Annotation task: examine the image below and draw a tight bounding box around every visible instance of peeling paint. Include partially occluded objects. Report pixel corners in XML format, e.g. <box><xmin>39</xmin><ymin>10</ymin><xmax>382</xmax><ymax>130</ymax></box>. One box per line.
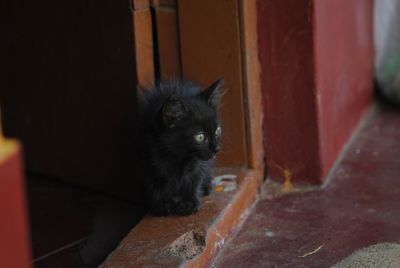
<box><xmin>262</xmin><ymin>179</ymin><xmax>317</xmax><ymax>200</ymax></box>
<box><xmin>162</xmin><ymin>229</ymin><xmax>206</xmax><ymax>260</ymax></box>
<box><xmin>282</xmin><ymin>169</ymin><xmax>294</xmax><ymax>192</ymax></box>
<box><xmin>216</xmin><ymin>238</ymin><xmax>225</xmax><ymax>250</ymax></box>
<box><xmin>264</xmin><ymin>230</ymin><xmax>275</xmax><ymax>238</ymax></box>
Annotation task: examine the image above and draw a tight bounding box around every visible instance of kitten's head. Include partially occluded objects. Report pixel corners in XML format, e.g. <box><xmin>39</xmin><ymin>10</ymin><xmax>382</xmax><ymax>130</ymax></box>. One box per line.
<box><xmin>158</xmin><ymin>79</ymin><xmax>224</xmax><ymax>161</ymax></box>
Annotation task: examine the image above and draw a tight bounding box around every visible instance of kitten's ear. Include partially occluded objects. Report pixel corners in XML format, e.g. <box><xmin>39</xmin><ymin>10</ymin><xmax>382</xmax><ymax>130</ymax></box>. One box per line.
<box><xmin>161</xmin><ymin>96</ymin><xmax>187</xmax><ymax>128</ymax></box>
<box><xmin>200</xmin><ymin>78</ymin><xmax>224</xmax><ymax>107</ymax></box>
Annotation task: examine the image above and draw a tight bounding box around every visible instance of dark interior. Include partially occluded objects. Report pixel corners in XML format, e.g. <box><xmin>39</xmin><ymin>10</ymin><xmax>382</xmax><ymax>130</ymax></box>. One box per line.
<box><xmin>1</xmin><ymin>1</ymin><xmax>147</xmax><ymax>266</ymax></box>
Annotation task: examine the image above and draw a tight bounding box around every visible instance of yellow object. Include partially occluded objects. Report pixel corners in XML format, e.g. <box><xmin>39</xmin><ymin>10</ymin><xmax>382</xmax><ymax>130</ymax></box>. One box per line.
<box><xmin>0</xmin><ymin>108</ymin><xmax>19</xmax><ymax>164</ymax></box>
<box><xmin>0</xmin><ymin>139</ymin><xmax>19</xmax><ymax>164</ymax></box>
<box><xmin>214</xmin><ymin>186</ymin><xmax>224</xmax><ymax>192</ymax></box>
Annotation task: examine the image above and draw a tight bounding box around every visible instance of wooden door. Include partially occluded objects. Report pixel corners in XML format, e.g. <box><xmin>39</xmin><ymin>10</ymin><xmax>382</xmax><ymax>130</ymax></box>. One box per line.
<box><xmin>0</xmin><ymin>0</ymin><xmax>141</xmax><ymax>200</ymax></box>
<box><xmin>146</xmin><ymin>0</ymin><xmax>264</xmax><ymax>169</ymax></box>
<box><xmin>178</xmin><ymin>0</ymin><xmax>252</xmax><ymax>168</ymax></box>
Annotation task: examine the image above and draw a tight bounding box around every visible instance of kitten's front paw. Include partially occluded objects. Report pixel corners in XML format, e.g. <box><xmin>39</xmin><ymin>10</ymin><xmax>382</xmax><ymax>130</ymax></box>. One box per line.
<box><xmin>201</xmin><ymin>176</ymin><xmax>213</xmax><ymax>196</ymax></box>
<box><xmin>201</xmin><ymin>183</ymin><xmax>212</xmax><ymax>196</ymax></box>
<box><xmin>151</xmin><ymin>202</ymin><xmax>174</xmax><ymax>216</ymax></box>
<box><xmin>174</xmin><ymin>199</ymin><xmax>199</xmax><ymax>215</ymax></box>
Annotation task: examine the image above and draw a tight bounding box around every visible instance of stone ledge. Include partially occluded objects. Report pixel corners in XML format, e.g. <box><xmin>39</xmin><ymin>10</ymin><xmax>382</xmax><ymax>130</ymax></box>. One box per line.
<box><xmin>101</xmin><ymin>168</ymin><xmax>262</xmax><ymax>267</ymax></box>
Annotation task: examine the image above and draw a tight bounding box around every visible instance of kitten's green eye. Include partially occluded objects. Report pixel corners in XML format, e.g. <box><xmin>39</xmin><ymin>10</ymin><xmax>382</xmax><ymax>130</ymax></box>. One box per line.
<box><xmin>215</xmin><ymin>126</ymin><xmax>222</xmax><ymax>137</ymax></box>
<box><xmin>194</xmin><ymin>133</ymin><xmax>206</xmax><ymax>143</ymax></box>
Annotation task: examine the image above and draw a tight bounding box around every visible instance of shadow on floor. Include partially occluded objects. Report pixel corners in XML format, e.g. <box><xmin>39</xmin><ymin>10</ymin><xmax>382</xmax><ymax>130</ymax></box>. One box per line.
<box><xmin>27</xmin><ymin>175</ymin><xmax>146</xmax><ymax>268</ymax></box>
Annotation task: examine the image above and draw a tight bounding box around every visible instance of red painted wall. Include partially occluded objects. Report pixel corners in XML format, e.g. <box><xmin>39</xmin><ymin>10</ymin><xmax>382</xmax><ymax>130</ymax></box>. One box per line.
<box><xmin>258</xmin><ymin>0</ymin><xmax>373</xmax><ymax>183</ymax></box>
<box><xmin>315</xmin><ymin>0</ymin><xmax>374</xmax><ymax>178</ymax></box>
<box><xmin>258</xmin><ymin>0</ymin><xmax>321</xmax><ymax>183</ymax></box>
<box><xmin>0</xmin><ymin>143</ymin><xmax>31</xmax><ymax>268</ymax></box>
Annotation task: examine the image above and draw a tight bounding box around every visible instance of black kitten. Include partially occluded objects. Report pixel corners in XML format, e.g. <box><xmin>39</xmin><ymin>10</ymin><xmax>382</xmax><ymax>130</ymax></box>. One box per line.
<box><xmin>135</xmin><ymin>79</ymin><xmax>223</xmax><ymax>216</ymax></box>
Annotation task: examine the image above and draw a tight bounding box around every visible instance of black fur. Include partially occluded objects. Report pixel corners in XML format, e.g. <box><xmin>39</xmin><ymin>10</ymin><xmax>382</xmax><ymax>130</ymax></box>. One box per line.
<box><xmin>134</xmin><ymin>79</ymin><xmax>223</xmax><ymax>216</ymax></box>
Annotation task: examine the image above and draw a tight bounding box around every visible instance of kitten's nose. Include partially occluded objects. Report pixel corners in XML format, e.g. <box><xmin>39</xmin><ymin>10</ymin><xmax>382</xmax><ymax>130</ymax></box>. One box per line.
<box><xmin>213</xmin><ymin>147</ymin><xmax>220</xmax><ymax>154</ymax></box>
